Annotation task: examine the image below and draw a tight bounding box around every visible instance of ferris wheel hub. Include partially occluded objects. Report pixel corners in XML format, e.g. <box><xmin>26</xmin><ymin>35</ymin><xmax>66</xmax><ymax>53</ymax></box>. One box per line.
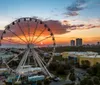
<box><xmin>27</xmin><ymin>43</ymin><xmax>34</xmax><ymax>48</ymax></box>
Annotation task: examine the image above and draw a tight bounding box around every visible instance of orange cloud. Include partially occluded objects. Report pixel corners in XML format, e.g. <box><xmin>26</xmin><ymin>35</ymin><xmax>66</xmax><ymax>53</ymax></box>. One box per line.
<box><xmin>0</xmin><ymin>18</ymin><xmax>100</xmax><ymax>45</ymax></box>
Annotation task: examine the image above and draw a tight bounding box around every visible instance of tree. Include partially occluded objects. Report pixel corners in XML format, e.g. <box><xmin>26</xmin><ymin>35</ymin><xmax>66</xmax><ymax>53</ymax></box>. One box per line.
<box><xmin>81</xmin><ymin>60</ymin><xmax>90</xmax><ymax>69</ymax></box>
<box><xmin>44</xmin><ymin>78</ymin><xmax>51</xmax><ymax>85</ymax></box>
<box><xmin>87</xmin><ymin>79</ymin><xmax>93</xmax><ymax>85</ymax></box>
<box><xmin>69</xmin><ymin>73</ymin><xmax>76</xmax><ymax>81</ymax></box>
<box><xmin>48</xmin><ymin>61</ymin><xmax>59</xmax><ymax>71</ymax></box>
<box><xmin>62</xmin><ymin>63</ymin><xmax>71</xmax><ymax>70</ymax></box>
<box><xmin>87</xmin><ymin>63</ymin><xmax>100</xmax><ymax>78</ymax></box>
<box><xmin>37</xmin><ymin>80</ymin><xmax>42</xmax><ymax>85</ymax></box>
<box><xmin>87</xmin><ymin>68</ymin><xmax>93</xmax><ymax>76</ymax></box>
<box><xmin>70</xmin><ymin>69</ymin><xmax>74</xmax><ymax>74</ymax></box>
<box><xmin>56</xmin><ymin>65</ymin><xmax>66</xmax><ymax>75</ymax></box>
<box><xmin>93</xmin><ymin>76</ymin><xmax>100</xmax><ymax>85</ymax></box>
<box><xmin>80</xmin><ymin>77</ymin><xmax>89</xmax><ymax>85</ymax></box>
<box><xmin>64</xmin><ymin>83</ymin><xmax>75</xmax><ymax>85</ymax></box>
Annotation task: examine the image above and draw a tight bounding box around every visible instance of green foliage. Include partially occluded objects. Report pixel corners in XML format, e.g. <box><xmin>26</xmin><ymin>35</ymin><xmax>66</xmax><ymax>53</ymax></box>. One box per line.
<box><xmin>93</xmin><ymin>76</ymin><xmax>100</xmax><ymax>85</ymax></box>
<box><xmin>87</xmin><ymin>79</ymin><xmax>94</xmax><ymax>85</ymax></box>
<box><xmin>37</xmin><ymin>80</ymin><xmax>42</xmax><ymax>85</ymax></box>
<box><xmin>44</xmin><ymin>78</ymin><xmax>51</xmax><ymax>85</ymax></box>
<box><xmin>81</xmin><ymin>60</ymin><xmax>90</xmax><ymax>69</ymax></box>
<box><xmin>49</xmin><ymin>60</ymin><xmax>71</xmax><ymax>73</ymax></box>
<box><xmin>87</xmin><ymin>63</ymin><xmax>100</xmax><ymax>78</ymax></box>
<box><xmin>70</xmin><ymin>69</ymin><xmax>74</xmax><ymax>73</ymax></box>
<box><xmin>80</xmin><ymin>63</ymin><xmax>100</xmax><ymax>85</ymax></box>
<box><xmin>48</xmin><ymin>60</ymin><xmax>72</xmax><ymax>80</ymax></box>
<box><xmin>53</xmin><ymin>56</ymin><xmax>63</xmax><ymax>61</ymax></box>
<box><xmin>69</xmin><ymin>73</ymin><xmax>76</xmax><ymax>81</ymax></box>
<box><xmin>64</xmin><ymin>83</ymin><xmax>75</xmax><ymax>85</ymax></box>
<box><xmin>55</xmin><ymin>46</ymin><xmax>100</xmax><ymax>53</ymax></box>
<box><xmin>48</xmin><ymin>61</ymin><xmax>59</xmax><ymax>71</ymax></box>
<box><xmin>56</xmin><ymin>65</ymin><xmax>66</xmax><ymax>75</ymax></box>
<box><xmin>80</xmin><ymin>77</ymin><xmax>93</xmax><ymax>85</ymax></box>
<box><xmin>87</xmin><ymin>68</ymin><xmax>94</xmax><ymax>76</ymax></box>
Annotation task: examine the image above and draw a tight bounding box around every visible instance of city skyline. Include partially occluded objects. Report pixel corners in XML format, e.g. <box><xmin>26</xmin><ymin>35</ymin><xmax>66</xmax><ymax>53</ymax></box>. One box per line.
<box><xmin>0</xmin><ymin>0</ymin><xmax>100</xmax><ymax>45</ymax></box>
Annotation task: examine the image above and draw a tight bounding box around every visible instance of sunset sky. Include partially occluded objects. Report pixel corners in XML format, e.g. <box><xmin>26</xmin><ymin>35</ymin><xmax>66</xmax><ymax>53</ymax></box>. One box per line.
<box><xmin>0</xmin><ymin>0</ymin><xmax>100</xmax><ymax>45</ymax></box>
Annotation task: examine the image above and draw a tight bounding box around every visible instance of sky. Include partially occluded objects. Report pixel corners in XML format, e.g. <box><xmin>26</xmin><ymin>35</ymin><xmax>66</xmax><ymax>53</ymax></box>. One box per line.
<box><xmin>0</xmin><ymin>0</ymin><xmax>100</xmax><ymax>45</ymax></box>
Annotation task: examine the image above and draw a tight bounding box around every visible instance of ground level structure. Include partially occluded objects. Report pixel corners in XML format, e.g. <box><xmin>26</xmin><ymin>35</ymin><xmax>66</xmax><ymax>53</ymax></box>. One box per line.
<box><xmin>61</xmin><ymin>52</ymin><xmax>100</xmax><ymax>66</ymax></box>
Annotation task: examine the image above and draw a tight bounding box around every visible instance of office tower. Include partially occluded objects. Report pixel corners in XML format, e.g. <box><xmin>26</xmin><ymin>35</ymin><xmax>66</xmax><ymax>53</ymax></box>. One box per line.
<box><xmin>97</xmin><ymin>42</ymin><xmax>100</xmax><ymax>45</ymax></box>
<box><xmin>70</xmin><ymin>40</ymin><xmax>75</xmax><ymax>46</ymax></box>
<box><xmin>76</xmin><ymin>38</ymin><xmax>82</xmax><ymax>46</ymax></box>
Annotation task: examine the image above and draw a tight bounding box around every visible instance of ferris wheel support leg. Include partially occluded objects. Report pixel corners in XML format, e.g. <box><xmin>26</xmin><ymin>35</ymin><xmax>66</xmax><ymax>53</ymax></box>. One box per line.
<box><xmin>32</xmin><ymin>52</ymin><xmax>46</xmax><ymax>74</ymax></box>
<box><xmin>16</xmin><ymin>49</ymin><xmax>30</xmax><ymax>82</ymax></box>
<box><xmin>28</xmin><ymin>55</ymin><xmax>30</xmax><ymax>65</ymax></box>
<box><xmin>32</xmin><ymin>50</ymin><xmax>48</xmax><ymax>75</ymax></box>
<box><xmin>36</xmin><ymin>53</ymin><xmax>53</xmax><ymax>77</ymax></box>
<box><xmin>32</xmin><ymin>50</ymin><xmax>53</xmax><ymax>77</ymax></box>
<box><xmin>16</xmin><ymin>49</ymin><xmax>30</xmax><ymax>72</ymax></box>
<box><xmin>22</xmin><ymin>49</ymin><xmax>30</xmax><ymax>67</ymax></box>
<box><xmin>37</xmin><ymin>53</ymin><xmax>47</xmax><ymax>65</ymax></box>
<box><xmin>33</xmin><ymin>54</ymin><xmax>38</xmax><ymax>67</ymax></box>
<box><xmin>7</xmin><ymin>51</ymin><xmax>25</xmax><ymax>64</ymax></box>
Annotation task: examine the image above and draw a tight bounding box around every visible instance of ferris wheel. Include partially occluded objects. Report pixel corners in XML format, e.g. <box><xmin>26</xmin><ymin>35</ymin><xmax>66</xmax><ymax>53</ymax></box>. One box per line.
<box><xmin>0</xmin><ymin>17</ymin><xmax>56</xmax><ymax>80</ymax></box>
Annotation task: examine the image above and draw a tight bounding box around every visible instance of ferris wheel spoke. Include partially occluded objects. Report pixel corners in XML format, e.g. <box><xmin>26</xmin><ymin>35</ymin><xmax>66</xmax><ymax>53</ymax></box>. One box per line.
<box><xmin>32</xmin><ymin>49</ymin><xmax>52</xmax><ymax>77</ymax></box>
<box><xmin>16</xmin><ymin>49</ymin><xmax>29</xmax><ymax>71</ymax></box>
<box><xmin>34</xmin><ymin>35</ymin><xmax>52</xmax><ymax>44</ymax></box>
<box><xmin>27</xmin><ymin>20</ymin><xmax>30</xmax><ymax>43</ymax></box>
<box><xmin>31</xmin><ymin>21</ymin><xmax>39</xmax><ymax>43</ymax></box>
<box><xmin>17</xmin><ymin>22</ymin><xmax>29</xmax><ymax>43</ymax></box>
<box><xmin>32</xmin><ymin>53</ymin><xmax>38</xmax><ymax>67</ymax></box>
<box><xmin>34</xmin><ymin>49</ymin><xmax>47</xmax><ymax>65</ymax></box>
<box><xmin>8</xmin><ymin>29</ymin><xmax>27</xmax><ymax>44</ymax></box>
<box><xmin>33</xmin><ymin>27</ymin><xmax>46</xmax><ymax>43</ymax></box>
<box><xmin>7</xmin><ymin>50</ymin><xmax>25</xmax><ymax>64</ymax></box>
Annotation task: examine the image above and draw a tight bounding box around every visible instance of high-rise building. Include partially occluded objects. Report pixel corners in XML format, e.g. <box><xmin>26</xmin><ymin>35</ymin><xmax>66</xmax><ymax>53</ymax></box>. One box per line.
<box><xmin>76</xmin><ymin>38</ymin><xmax>82</xmax><ymax>46</ymax></box>
<box><xmin>97</xmin><ymin>42</ymin><xmax>100</xmax><ymax>46</ymax></box>
<box><xmin>70</xmin><ymin>40</ymin><xmax>75</xmax><ymax>46</ymax></box>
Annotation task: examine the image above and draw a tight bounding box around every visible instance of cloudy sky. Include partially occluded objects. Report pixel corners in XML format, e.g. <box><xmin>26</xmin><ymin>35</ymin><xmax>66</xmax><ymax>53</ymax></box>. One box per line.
<box><xmin>0</xmin><ymin>0</ymin><xmax>100</xmax><ymax>45</ymax></box>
